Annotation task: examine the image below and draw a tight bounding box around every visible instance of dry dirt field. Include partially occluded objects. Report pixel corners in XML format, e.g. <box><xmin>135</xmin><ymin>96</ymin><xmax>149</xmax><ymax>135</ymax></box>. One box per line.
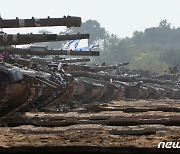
<box><xmin>1</xmin><ymin>99</ymin><xmax>180</xmax><ymax>153</ymax></box>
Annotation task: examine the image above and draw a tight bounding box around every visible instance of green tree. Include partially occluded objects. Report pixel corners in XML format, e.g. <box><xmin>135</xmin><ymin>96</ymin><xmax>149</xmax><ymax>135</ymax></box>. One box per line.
<box><xmin>130</xmin><ymin>52</ymin><xmax>168</xmax><ymax>73</ymax></box>
<box><xmin>64</xmin><ymin>20</ymin><xmax>107</xmax><ymax>44</ymax></box>
<box><xmin>163</xmin><ymin>48</ymin><xmax>180</xmax><ymax>67</ymax></box>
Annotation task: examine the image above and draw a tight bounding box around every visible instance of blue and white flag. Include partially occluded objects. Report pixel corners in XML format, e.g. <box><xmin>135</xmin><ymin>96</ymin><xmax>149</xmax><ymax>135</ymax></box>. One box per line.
<box><xmin>66</xmin><ymin>40</ymin><xmax>80</xmax><ymax>50</ymax></box>
<box><xmin>65</xmin><ymin>39</ymin><xmax>89</xmax><ymax>51</ymax></box>
<box><xmin>89</xmin><ymin>38</ymin><xmax>99</xmax><ymax>50</ymax></box>
<box><xmin>75</xmin><ymin>39</ymin><xmax>89</xmax><ymax>51</ymax></box>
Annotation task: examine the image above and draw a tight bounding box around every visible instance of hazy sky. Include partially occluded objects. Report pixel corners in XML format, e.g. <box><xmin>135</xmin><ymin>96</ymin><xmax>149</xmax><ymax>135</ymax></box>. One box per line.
<box><xmin>1</xmin><ymin>0</ymin><xmax>180</xmax><ymax>38</ymax></box>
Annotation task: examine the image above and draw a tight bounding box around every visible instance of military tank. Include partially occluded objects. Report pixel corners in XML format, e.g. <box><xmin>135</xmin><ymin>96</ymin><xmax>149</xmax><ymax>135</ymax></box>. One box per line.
<box><xmin>0</xmin><ymin>16</ymin><xmax>100</xmax><ymax>118</ymax></box>
<box><xmin>1</xmin><ymin>15</ymin><xmax>179</xmax><ymax>120</ymax></box>
<box><xmin>63</xmin><ymin>62</ymin><xmax>180</xmax><ymax>103</ymax></box>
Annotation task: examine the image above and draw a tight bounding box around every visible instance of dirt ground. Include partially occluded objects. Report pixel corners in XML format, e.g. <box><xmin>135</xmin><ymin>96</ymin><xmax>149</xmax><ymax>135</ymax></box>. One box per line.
<box><xmin>1</xmin><ymin>99</ymin><xmax>180</xmax><ymax>153</ymax></box>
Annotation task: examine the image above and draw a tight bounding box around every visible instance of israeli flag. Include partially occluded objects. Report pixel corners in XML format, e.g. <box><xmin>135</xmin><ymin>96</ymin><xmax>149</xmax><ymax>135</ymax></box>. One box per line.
<box><xmin>65</xmin><ymin>39</ymin><xmax>89</xmax><ymax>51</ymax></box>
<box><xmin>66</xmin><ymin>40</ymin><xmax>80</xmax><ymax>50</ymax></box>
<box><xmin>89</xmin><ymin>38</ymin><xmax>99</xmax><ymax>50</ymax></box>
<box><xmin>76</xmin><ymin>39</ymin><xmax>89</xmax><ymax>51</ymax></box>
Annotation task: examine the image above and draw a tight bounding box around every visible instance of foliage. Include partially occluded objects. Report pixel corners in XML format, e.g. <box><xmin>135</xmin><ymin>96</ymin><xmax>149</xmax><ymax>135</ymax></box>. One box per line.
<box><xmin>129</xmin><ymin>52</ymin><xmax>168</xmax><ymax>73</ymax></box>
<box><xmin>163</xmin><ymin>48</ymin><xmax>180</xmax><ymax>67</ymax></box>
<box><xmin>132</xmin><ymin>20</ymin><xmax>180</xmax><ymax>49</ymax></box>
<box><xmin>64</xmin><ymin>20</ymin><xmax>107</xmax><ymax>44</ymax></box>
<box><xmin>37</xmin><ymin>29</ymin><xmax>63</xmax><ymax>49</ymax></box>
<box><xmin>37</xmin><ymin>19</ymin><xmax>180</xmax><ymax>73</ymax></box>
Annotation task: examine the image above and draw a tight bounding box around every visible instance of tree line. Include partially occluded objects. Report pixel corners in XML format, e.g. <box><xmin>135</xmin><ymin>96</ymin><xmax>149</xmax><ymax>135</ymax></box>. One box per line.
<box><xmin>39</xmin><ymin>19</ymin><xmax>180</xmax><ymax>73</ymax></box>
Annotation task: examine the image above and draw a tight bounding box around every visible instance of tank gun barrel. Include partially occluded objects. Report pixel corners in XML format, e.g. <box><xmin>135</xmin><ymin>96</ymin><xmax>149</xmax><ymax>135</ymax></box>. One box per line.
<box><xmin>51</xmin><ymin>64</ymin><xmax>113</xmax><ymax>72</ymax></box>
<box><xmin>90</xmin><ymin>65</ymin><xmax>118</xmax><ymax>72</ymax></box>
<box><xmin>0</xmin><ymin>46</ymin><xmax>99</xmax><ymax>56</ymax></box>
<box><xmin>57</xmin><ymin>64</ymin><xmax>129</xmax><ymax>72</ymax></box>
<box><xmin>0</xmin><ymin>16</ymin><xmax>81</xmax><ymax>28</ymax></box>
<box><xmin>58</xmin><ymin>58</ymin><xmax>90</xmax><ymax>63</ymax></box>
<box><xmin>0</xmin><ymin>33</ymin><xmax>89</xmax><ymax>45</ymax></box>
<box><xmin>48</xmin><ymin>58</ymin><xmax>91</xmax><ymax>68</ymax></box>
<box><xmin>119</xmin><ymin>62</ymin><xmax>129</xmax><ymax>66</ymax></box>
<box><xmin>70</xmin><ymin>71</ymin><xmax>137</xmax><ymax>82</ymax></box>
<box><xmin>90</xmin><ymin>62</ymin><xmax>129</xmax><ymax>72</ymax></box>
<box><xmin>62</xmin><ymin>64</ymin><xmax>129</xmax><ymax>72</ymax></box>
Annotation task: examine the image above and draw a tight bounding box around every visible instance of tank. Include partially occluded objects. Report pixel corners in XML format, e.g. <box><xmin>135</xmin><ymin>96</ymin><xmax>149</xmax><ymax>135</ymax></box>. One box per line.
<box><xmin>0</xmin><ymin>63</ymin><xmax>73</xmax><ymax>117</ymax></box>
<box><xmin>1</xmin><ymin>15</ymin><xmax>179</xmax><ymax>122</ymax></box>
<box><xmin>0</xmin><ymin>15</ymin><xmax>98</xmax><ymax>119</ymax></box>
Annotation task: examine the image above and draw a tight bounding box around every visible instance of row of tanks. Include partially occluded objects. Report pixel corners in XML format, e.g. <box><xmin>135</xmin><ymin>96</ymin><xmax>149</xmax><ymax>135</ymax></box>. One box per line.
<box><xmin>0</xmin><ymin>16</ymin><xmax>98</xmax><ymax>118</ymax></box>
<box><xmin>0</xmin><ymin>16</ymin><xmax>180</xmax><ymax>120</ymax></box>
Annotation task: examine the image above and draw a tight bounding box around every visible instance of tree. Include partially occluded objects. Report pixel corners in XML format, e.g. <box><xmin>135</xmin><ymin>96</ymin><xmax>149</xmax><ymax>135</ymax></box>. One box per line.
<box><xmin>163</xmin><ymin>48</ymin><xmax>180</xmax><ymax>67</ymax></box>
<box><xmin>132</xmin><ymin>31</ymin><xmax>144</xmax><ymax>45</ymax></box>
<box><xmin>130</xmin><ymin>52</ymin><xmax>168</xmax><ymax>73</ymax></box>
<box><xmin>159</xmin><ymin>20</ymin><xmax>171</xmax><ymax>28</ymax></box>
<box><xmin>63</xmin><ymin>20</ymin><xmax>107</xmax><ymax>44</ymax></box>
<box><xmin>37</xmin><ymin>29</ymin><xmax>63</xmax><ymax>49</ymax></box>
